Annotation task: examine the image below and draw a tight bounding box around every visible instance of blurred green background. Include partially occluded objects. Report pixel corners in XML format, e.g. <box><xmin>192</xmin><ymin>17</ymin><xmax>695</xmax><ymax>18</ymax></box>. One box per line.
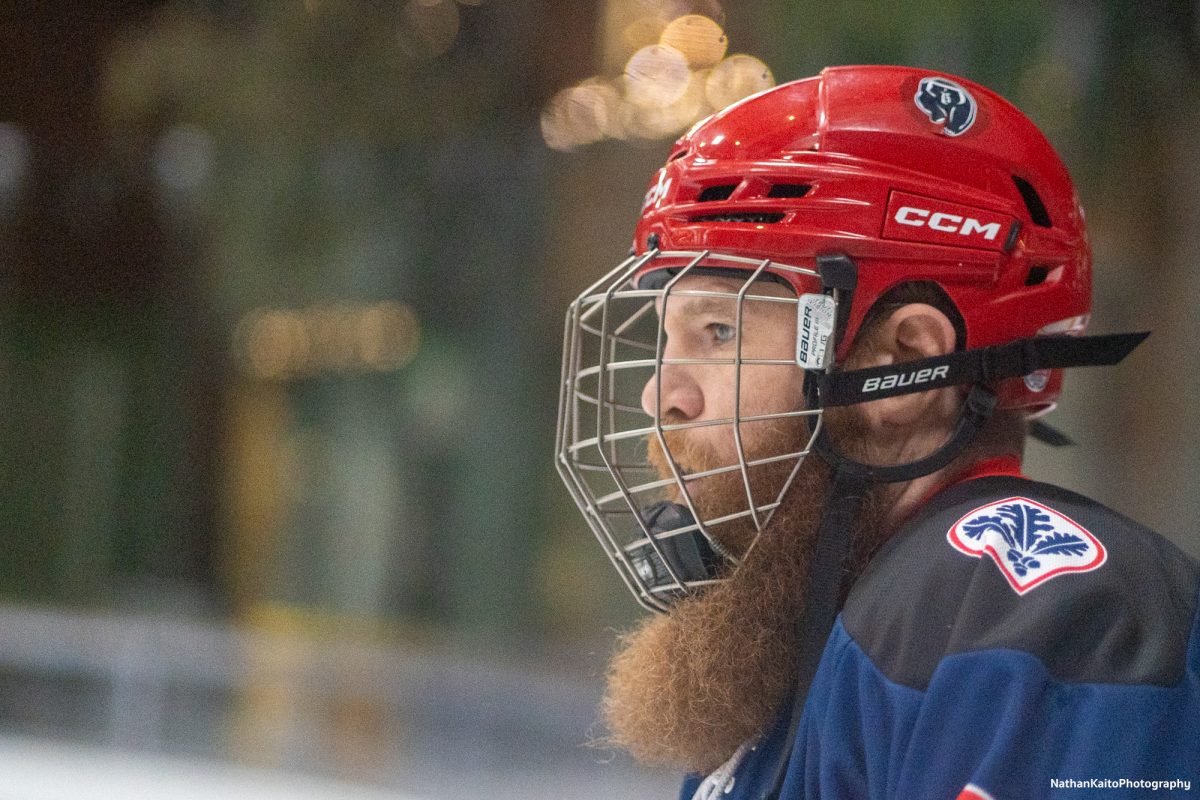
<box><xmin>0</xmin><ymin>1</ymin><xmax>1196</xmax><ymax>797</ymax></box>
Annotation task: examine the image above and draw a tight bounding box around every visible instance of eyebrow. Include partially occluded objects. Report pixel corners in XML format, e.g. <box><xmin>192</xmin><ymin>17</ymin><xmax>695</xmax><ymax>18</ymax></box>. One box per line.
<box><xmin>670</xmin><ymin>293</ymin><xmax>789</xmax><ymax>318</ymax></box>
<box><xmin>672</xmin><ymin>297</ymin><xmax>737</xmax><ymax>318</ymax></box>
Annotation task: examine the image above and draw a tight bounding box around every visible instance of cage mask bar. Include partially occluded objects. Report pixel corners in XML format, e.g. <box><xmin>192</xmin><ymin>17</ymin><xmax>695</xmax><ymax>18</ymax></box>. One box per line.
<box><xmin>555</xmin><ymin>249</ymin><xmax>832</xmax><ymax>612</ymax></box>
<box><xmin>619</xmin><ymin>255</ymin><xmax>855</xmax><ymax>600</ymax></box>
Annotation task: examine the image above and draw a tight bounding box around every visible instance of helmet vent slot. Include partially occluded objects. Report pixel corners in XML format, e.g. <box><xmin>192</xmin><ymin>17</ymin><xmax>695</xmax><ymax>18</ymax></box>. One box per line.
<box><xmin>696</xmin><ymin>184</ymin><xmax>738</xmax><ymax>202</ymax></box>
<box><xmin>1025</xmin><ymin>265</ymin><xmax>1051</xmax><ymax>286</ymax></box>
<box><xmin>767</xmin><ymin>183</ymin><xmax>812</xmax><ymax>198</ymax></box>
<box><xmin>689</xmin><ymin>212</ymin><xmax>785</xmax><ymax>224</ymax></box>
<box><xmin>1012</xmin><ymin>175</ymin><xmax>1052</xmax><ymax>227</ymax></box>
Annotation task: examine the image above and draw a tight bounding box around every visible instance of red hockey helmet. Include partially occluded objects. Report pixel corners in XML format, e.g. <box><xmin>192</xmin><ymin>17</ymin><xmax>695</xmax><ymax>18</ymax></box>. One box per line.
<box><xmin>634</xmin><ymin>64</ymin><xmax>1091</xmax><ymax>411</ymax></box>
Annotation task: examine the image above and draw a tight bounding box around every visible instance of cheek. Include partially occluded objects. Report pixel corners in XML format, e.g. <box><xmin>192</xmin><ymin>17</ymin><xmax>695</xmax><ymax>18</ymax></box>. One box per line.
<box><xmin>694</xmin><ymin>366</ymin><xmax>804</xmax><ymax>460</ymax></box>
<box><xmin>735</xmin><ymin>365</ymin><xmax>806</xmax><ymax>416</ymax></box>
<box><xmin>692</xmin><ymin>315</ymin><xmax>805</xmax><ymax>461</ymax></box>
<box><xmin>697</xmin><ymin>362</ymin><xmax>804</xmax><ymax>416</ymax></box>
<box><xmin>688</xmin><ymin>364</ymin><xmax>731</xmax><ymax>416</ymax></box>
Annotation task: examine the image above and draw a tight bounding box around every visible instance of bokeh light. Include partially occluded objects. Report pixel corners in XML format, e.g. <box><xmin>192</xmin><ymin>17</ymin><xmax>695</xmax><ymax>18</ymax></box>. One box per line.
<box><xmin>540</xmin><ymin>92</ymin><xmax>576</xmax><ymax>152</ymax></box>
<box><xmin>400</xmin><ymin>0</ymin><xmax>460</xmax><ymax>59</ymax></box>
<box><xmin>621</xmin><ymin>15</ymin><xmax>667</xmax><ymax>54</ymax></box>
<box><xmin>624</xmin><ymin>44</ymin><xmax>691</xmax><ymax>107</ymax></box>
<box><xmin>0</xmin><ymin>122</ymin><xmax>30</xmax><ymax>195</ymax></box>
<box><xmin>625</xmin><ymin>66</ymin><xmax>709</xmax><ymax>139</ymax></box>
<box><xmin>542</xmin><ymin>6</ymin><xmax>774</xmax><ymax>151</ymax></box>
<box><xmin>705</xmin><ymin>54</ymin><xmax>774</xmax><ymax>110</ymax></box>
<box><xmin>234</xmin><ymin>302</ymin><xmax>421</xmax><ymax>380</ymax></box>
<box><xmin>153</xmin><ymin>124</ymin><xmax>214</xmax><ymax>196</ymax></box>
<box><xmin>660</xmin><ymin>14</ymin><xmax>727</xmax><ymax>68</ymax></box>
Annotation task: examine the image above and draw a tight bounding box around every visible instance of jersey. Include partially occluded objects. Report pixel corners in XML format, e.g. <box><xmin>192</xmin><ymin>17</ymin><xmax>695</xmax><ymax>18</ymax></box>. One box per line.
<box><xmin>680</xmin><ymin>469</ymin><xmax>1200</xmax><ymax>800</ymax></box>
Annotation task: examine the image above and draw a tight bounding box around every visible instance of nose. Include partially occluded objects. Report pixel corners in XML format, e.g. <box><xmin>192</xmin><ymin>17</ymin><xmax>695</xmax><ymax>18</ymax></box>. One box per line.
<box><xmin>641</xmin><ymin>363</ymin><xmax>704</xmax><ymax>421</ymax></box>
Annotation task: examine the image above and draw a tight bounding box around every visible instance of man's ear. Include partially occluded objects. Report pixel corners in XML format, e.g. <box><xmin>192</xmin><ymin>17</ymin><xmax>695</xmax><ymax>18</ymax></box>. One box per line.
<box><xmin>852</xmin><ymin>303</ymin><xmax>959</xmax><ymax>430</ymax></box>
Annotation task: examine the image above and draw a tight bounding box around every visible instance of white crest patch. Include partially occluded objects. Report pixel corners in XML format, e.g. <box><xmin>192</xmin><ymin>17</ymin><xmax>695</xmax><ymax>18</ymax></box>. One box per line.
<box><xmin>947</xmin><ymin>496</ymin><xmax>1106</xmax><ymax>594</ymax></box>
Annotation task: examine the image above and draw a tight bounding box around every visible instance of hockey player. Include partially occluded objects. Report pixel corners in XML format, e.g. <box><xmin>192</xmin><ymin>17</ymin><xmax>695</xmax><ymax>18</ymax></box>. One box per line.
<box><xmin>555</xmin><ymin>66</ymin><xmax>1200</xmax><ymax>799</ymax></box>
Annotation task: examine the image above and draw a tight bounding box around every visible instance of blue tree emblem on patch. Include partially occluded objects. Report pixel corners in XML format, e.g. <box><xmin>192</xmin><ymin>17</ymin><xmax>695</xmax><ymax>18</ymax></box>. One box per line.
<box><xmin>947</xmin><ymin>497</ymin><xmax>1106</xmax><ymax>594</ymax></box>
<box><xmin>962</xmin><ymin>502</ymin><xmax>1089</xmax><ymax>576</ymax></box>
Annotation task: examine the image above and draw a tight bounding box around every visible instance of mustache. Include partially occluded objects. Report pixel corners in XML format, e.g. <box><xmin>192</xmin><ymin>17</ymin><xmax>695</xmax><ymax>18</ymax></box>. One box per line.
<box><xmin>644</xmin><ymin>415</ymin><xmax>812</xmax><ymax>482</ymax></box>
<box><xmin>645</xmin><ymin>426</ymin><xmax>716</xmax><ymax>481</ymax></box>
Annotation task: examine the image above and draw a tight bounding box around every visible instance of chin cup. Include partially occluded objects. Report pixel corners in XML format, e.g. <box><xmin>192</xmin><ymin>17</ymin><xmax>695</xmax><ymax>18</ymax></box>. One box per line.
<box><xmin>624</xmin><ymin>501</ymin><xmax>723</xmax><ymax>592</ymax></box>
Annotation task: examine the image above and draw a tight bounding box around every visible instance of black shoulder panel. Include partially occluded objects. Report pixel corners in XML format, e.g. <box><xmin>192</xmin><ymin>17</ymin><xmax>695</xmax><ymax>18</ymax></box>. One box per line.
<box><xmin>842</xmin><ymin>476</ymin><xmax>1200</xmax><ymax>690</ymax></box>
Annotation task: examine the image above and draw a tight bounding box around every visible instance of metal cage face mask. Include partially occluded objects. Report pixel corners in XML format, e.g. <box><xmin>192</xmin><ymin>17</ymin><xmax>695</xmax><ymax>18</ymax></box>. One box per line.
<box><xmin>555</xmin><ymin>250</ymin><xmax>841</xmax><ymax>612</ymax></box>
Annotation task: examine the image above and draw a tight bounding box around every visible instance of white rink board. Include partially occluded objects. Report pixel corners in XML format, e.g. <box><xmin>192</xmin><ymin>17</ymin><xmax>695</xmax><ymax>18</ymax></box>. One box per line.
<box><xmin>0</xmin><ymin>735</ymin><xmax>422</xmax><ymax>800</ymax></box>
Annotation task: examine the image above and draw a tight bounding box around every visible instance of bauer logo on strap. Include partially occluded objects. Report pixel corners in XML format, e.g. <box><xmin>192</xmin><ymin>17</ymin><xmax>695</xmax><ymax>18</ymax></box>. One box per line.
<box><xmin>948</xmin><ymin>497</ymin><xmax>1106</xmax><ymax>594</ymax></box>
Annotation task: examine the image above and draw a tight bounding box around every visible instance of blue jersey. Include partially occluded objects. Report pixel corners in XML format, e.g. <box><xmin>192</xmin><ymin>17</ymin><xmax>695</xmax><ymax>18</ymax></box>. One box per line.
<box><xmin>680</xmin><ymin>475</ymin><xmax>1200</xmax><ymax>800</ymax></box>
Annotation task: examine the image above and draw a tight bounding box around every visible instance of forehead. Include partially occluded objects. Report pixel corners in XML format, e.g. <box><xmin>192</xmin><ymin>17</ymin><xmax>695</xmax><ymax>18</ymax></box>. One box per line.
<box><xmin>659</xmin><ymin>274</ymin><xmax>796</xmax><ymax>317</ymax></box>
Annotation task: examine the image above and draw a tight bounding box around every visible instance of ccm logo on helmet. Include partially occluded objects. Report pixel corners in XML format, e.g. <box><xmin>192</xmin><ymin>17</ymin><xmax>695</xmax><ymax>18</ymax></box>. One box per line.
<box><xmin>893</xmin><ymin>206</ymin><xmax>1001</xmax><ymax>241</ymax></box>
<box><xmin>862</xmin><ymin>365</ymin><xmax>949</xmax><ymax>393</ymax></box>
<box><xmin>882</xmin><ymin>190</ymin><xmax>1015</xmax><ymax>253</ymax></box>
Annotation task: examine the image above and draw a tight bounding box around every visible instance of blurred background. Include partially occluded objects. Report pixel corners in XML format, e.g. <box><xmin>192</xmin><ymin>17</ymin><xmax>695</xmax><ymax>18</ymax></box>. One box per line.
<box><xmin>0</xmin><ymin>0</ymin><xmax>1197</xmax><ymax>797</ymax></box>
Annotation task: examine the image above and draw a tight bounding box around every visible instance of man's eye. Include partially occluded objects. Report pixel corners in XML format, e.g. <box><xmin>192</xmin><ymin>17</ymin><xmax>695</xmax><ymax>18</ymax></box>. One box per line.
<box><xmin>707</xmin><ymin>323</ymin><xmax>736</xmax><ymax>344</ymax></box>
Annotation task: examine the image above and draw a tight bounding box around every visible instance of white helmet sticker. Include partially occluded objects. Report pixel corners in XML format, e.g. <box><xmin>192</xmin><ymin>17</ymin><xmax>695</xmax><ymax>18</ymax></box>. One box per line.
<box><xmin>796</xmin><ymin>293</ymin><xmax>835</xmax><ymax>370</ymax></box>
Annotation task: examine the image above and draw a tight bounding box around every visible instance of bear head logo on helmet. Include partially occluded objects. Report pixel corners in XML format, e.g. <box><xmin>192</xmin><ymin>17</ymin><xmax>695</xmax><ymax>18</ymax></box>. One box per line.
<box><xmin>914</xmin><ymin>75</ymin><xmax>978</xmax><ymax>136</ymax></box>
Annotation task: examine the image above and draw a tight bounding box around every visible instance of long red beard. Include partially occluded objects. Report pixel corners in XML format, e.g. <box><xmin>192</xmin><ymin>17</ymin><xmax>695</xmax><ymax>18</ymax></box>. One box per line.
<box><xmin>601</xmin><ymin>417</ymin><xmax>890</xmax><ymax>774</ymax></box>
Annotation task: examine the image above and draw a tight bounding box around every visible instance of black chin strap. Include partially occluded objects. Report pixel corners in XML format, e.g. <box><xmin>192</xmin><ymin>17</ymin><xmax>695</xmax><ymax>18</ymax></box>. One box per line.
<box><xmin>814</xmin><ymin>385</ymin><xmax>999</xmax><ymax>483</ymax></box>
<box><xmin>761</xmin><ymin>383</ymin><xmax>999</xmax><ymax>800</ymax></box>
<box><xmin>759</xmin><ymin>463</ymin><xmax>867</xmax><ymax>798</ymax></box>
<box><xmin>800</xmin><ymin>331</ymin><xmax>1149</xmax><ymax>484</ymax></box>
<box><xmin>760</xmin><ymin>385</ymin><xmax>999</xmax><ymax>800</ymax></box>
<box><xmin>816</xmin><ymin>331</ymin><xmax>1149</xmax><ymax>408</ymax></box>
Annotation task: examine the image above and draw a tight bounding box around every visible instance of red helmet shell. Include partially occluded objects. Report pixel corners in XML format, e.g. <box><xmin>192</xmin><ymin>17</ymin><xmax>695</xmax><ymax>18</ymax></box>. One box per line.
<box><xmin>633</xmin><ymin>65</ymin><xmax>1091</xmax><ymax>411</ymax></box>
